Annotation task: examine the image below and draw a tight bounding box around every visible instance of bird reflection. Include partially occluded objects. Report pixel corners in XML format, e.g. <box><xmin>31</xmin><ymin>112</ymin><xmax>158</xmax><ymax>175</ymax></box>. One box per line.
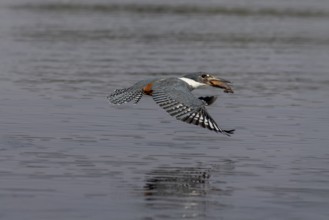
<box><xmin>143</xmin><ymin>167</ymin><xmax>215</xmax><ymax>219</ymax></box>
<box><xmin>144</xmin><ymin>167</ymin><xmax>211</xmax><ymax>197</ymax></box>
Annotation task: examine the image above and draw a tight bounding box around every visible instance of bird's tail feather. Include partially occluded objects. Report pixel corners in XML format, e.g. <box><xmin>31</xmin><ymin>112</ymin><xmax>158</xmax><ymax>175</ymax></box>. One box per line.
<box><xmin>107</xmin><ymin>88</ymin><xmax>143</xmax><ymax>105</ymax></box>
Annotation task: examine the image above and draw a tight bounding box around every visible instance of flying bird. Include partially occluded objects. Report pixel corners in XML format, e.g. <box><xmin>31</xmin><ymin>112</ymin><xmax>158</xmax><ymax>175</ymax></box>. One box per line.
<box><xmin>107</xmin><ymin>72</ymin><xmax>235</xmax><ymax>135</ymax></box>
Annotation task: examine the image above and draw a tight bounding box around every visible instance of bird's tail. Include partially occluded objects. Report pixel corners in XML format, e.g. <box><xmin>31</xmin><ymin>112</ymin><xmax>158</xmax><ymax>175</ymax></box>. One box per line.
<box><xmin>107</xmin><ymin>88</ymin><xmax>144</xmax><ymax>105</ymax></box>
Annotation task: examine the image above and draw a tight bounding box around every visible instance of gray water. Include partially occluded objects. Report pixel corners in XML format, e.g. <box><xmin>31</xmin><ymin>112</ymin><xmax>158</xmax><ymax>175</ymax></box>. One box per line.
<box><xmin>1</xmin><ymin>0</ymin><xmax>329</xmax><ymax>219</ymax></box>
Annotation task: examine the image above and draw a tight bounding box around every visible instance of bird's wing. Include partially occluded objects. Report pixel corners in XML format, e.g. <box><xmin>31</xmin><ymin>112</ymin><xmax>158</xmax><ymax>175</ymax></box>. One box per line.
<box><xmin>198</xmin><ymin>96</ymin><xmax>218</xmax><ymax>106</ymax></box>
<box><xmin>152</xmin><ymin>78</ymin><xmax>234</xmax><ymax>135</ymax></box>
<box><xmin>107</xmin><ymin>79</ymin><xmax>152</xmax><ymax>105</ymax></box>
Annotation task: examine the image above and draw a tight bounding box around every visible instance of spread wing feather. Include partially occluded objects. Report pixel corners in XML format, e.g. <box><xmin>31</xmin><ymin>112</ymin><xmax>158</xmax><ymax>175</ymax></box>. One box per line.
<box><xmin>152</xmin><ymin>78</ymin><xmax>234</xmax><ymax>135</ymax></box>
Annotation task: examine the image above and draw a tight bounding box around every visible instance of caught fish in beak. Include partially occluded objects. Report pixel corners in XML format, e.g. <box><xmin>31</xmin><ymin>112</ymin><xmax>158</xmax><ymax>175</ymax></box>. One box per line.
<box><xmin>208</xmin><ymin>77</ymin><xmax>234</xmax><ymax>93</ymax></box>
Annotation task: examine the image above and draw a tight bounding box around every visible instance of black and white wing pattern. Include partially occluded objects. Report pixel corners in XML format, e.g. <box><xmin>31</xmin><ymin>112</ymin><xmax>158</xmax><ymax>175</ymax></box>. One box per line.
<box><xmin>152</xmin><ymin>78</ymin><xmax>234</xmax><ymax>135</ymax></box>
<box><xmin>107</xmin><ymin>79</ymin><xmax>151</xmax><ymax>105</ymax></box>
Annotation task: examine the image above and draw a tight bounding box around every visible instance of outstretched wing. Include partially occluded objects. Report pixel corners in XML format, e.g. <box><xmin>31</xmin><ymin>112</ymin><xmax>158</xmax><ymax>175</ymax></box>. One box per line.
<box><xmin>152</xmin><ymin>78</ymin><xmax>234</xmax><ymax>135</ymax></box>
<box><xmin>198</xmin><ymin>96</ymin><xmax>218</xmax><ymax>106</ymax></box>
<box><xmin>107</xmin><ymin>79</ymin><xmax>151</xmax><ymax>105</ymax></box>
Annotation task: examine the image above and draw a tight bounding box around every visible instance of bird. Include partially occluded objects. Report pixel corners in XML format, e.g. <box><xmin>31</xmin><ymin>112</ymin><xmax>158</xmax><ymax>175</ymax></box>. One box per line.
<box><xmin>107</xmin><ymin>72</ymin><xmax>235</xmax><ymax>135</ymax></box>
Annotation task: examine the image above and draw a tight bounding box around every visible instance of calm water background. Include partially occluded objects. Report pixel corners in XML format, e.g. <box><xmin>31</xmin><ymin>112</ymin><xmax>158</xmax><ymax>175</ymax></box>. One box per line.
<box><xmin>1</xmin><ymin>0</ymin><xmax>329</xmax><ymax>219</ymax></box>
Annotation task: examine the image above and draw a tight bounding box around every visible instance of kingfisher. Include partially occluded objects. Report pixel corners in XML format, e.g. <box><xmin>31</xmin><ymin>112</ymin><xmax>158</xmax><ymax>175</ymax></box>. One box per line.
<box><xmin>107</xmin><ymin>72</ymin><xmax>235</xmax><ymax>135</ymax></box>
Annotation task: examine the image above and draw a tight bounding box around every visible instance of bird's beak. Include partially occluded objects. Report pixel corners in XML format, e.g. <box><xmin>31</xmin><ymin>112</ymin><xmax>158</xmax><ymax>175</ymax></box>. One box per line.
<box><xmin>208</xmin><ymin>77</ymin><xmax>234</xmax><ymax>93</ymax></box>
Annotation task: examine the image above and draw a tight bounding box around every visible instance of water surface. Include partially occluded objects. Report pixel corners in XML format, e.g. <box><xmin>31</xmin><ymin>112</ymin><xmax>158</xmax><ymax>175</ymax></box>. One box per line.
<box><xmin>1</xmin><ymin>0</ymin><xmax>329</xmax><ymax>219</ymax></box>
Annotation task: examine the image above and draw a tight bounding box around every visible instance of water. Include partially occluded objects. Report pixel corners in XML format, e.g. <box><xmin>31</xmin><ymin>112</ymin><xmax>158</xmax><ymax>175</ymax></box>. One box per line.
<box><xmin>1</xmin><ymin>0</ymin><xmax>329</xmax><ymax>219</ymax></box>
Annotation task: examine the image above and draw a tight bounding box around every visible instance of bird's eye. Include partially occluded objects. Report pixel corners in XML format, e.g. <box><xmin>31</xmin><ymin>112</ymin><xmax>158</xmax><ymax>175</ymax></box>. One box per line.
<box><xmin>201</xmin><ymin>74</ymin><xmax>207</xmax><ymax>78</ymax></box>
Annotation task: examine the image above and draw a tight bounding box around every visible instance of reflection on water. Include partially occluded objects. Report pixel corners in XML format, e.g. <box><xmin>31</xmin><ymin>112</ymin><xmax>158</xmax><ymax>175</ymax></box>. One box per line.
<box><xmin>1</xmin><ymin>0</ymin><xmax>329</xmax><ymax>219</ymax></box>
<box><xmin>144</xmin><ymin>167</ymin><xmax>211</xmax><ymax>196</ymax></box>
<box><xmin>143</xmin><ymin>166</ymin><xmax>233</xmax><ymax>219</ymax></box>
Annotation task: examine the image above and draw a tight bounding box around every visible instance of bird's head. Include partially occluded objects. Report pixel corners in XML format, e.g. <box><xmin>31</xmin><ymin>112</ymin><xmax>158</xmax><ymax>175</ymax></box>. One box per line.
<box><xmin>183</xmin><ymin>72</ymin><xmax>234</xmax><ymax>93</ymax></box>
